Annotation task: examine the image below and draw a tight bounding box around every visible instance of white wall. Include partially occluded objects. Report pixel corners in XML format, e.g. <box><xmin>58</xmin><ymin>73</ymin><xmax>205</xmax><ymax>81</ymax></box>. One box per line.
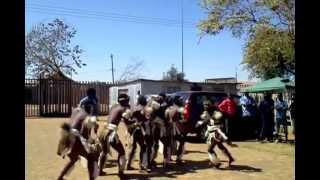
<box><xmin>109</xmin><ymin>86</ymin><xmax>119</xmax><ymax>109</ymax></box>
<box><xmin>141</xmin><ymin>81</ymin><xmax>237</xmax><ymax>95</ymax></box>
<box><xmin>109</xmin><ymin>82</ymin><xmax>142</xmax><ymax>108</ymax></box>
<box><xmin>109</xmin><ymin>80</ymin><xmax>237</xmax><ymax>111</ymax></box>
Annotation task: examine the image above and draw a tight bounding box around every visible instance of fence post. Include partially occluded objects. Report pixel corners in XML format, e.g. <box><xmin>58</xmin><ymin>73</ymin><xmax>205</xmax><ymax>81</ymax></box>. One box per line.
<box><xmin>39</xmin><ymin>78</ymin><xmax>43</xmax><ymax>116</ymax></box>
<box><xmin>68</xmin><ymin>80</ymin><xmax>72</xmax><ymax>116</ymax></box>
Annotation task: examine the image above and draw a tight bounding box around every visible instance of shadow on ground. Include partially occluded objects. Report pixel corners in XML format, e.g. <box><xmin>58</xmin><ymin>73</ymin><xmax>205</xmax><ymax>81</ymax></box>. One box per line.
<box><xmin>220</xmin><ymin>164</ymin><xmax>263</xmax><ymax>172</ymax></box>
<box><xmin>109</xmin><ymin>159</ymin><xmax>263</xmax><ymax>180</ymax></box>
<box><xmin>184</xmin><ymin>150</ymin><xmax>207</xmax><ymax>154</ymax></box>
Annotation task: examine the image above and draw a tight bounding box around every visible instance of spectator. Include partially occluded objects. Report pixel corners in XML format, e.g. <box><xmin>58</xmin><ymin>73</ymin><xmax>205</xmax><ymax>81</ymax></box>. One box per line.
<box><xmin>258</xmin><ymin>93</ymin><xmax>275</xmax><ymax>142</ymax></box>
<box><xmin>218</xmin><ymin>94</ymin><xmax>237</xmax><ymax>139</ymax></box>
<box><xmin>275</xmin><ymin>93</ymin><xmax>289</xmax><ymax>143</ymax></box>
<box><xmin>289</xmin><ymin>95</ymin><xmax>295</xmax><ymax>136</ymax></box>
<box><xmin>240</xmin><ymin>92</ymin><xmax>258</xmax><ymax>139</ymax></box>
<box><xmin>79</xmin><ymin>88</ymin><xmax>99</xmax><ymax>116</ymax></box>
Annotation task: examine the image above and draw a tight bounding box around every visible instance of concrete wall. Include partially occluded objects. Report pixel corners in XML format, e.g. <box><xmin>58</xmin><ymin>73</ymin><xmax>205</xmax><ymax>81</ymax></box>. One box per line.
<box><xmin>109</xmin><ymin>82</ymin><xmax>142</xmax><ymax>108</ymax></box>
<box><xmin>109</xmin><ymin>80</ymin><xmax>237</xmax><ymax>109</ymax></box>
<box><xmin>141</xmin><ymin>81</ymin><xmax>190</xmax><ymax>95</ymax></box>
<box><xmin>141</xmin><ymin>81</ymin><xmax>237</xmax><ymax>95</ymax></box>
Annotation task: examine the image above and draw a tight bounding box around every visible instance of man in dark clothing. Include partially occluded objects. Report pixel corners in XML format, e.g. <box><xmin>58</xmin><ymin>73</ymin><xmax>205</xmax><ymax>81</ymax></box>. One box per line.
<box><xmin>240</xmin><ymin>92</ymin><xmax>258</xmax><ymax>139</ymax></box>
<box><xmin>259</xmin><ymin>93</ymin><xmax>275</xmax><ymax>142</ymax></box>
<box><xmin>79</xmin><ymin>88</ymin><xmax>99</xmax><ymax>116</ymax></box>
<box><xmin>275</xmin><ymin>94</ymin><xmax>289</xmax><ymax>143</ymax></box>
<box><xmin>289</xmin><ymin>95</ymin><xmax>295</xmax><ymax>135</ymax></box>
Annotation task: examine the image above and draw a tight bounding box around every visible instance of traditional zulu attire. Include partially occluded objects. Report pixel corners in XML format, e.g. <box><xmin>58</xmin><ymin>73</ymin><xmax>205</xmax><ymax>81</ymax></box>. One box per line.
<box><xmin>165</xmin><ymin>103</ymin><xmax>185</xmax><ymax>164</ymax></box>
<box><xmin>98</xmin><ymin>103</ymin><xmax>131</xmax><ymax>175</ymax></box>
<box><xmin>143</xmin><ymin>103</ymin><xmax>157</xmax><ymax>169</ymax></box>
<box><xmin>125</xmin><ymin>104</ymin><xmax>150</xmax><ymax>171</ymax></box>
<box><xmin>147</xmin><ymin>98</ymin><xmax>171</xmax><ymax>167</ymax></box>
<box><xmin>57</xmin><ymin>107</ymin><xmax>100</xmax><ymax>180</ymax></box>
<box><xmin>197</xmin><ymin>101</ymin><xmax>234</xmax><ymax>168</ymax></box>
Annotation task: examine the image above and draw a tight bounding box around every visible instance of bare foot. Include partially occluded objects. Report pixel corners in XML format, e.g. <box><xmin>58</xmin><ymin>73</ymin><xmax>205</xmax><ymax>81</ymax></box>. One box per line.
<box><xmin>228</xmin><ymin>157</ymin><xmax>235</xmax><ymax>167</ymax></box>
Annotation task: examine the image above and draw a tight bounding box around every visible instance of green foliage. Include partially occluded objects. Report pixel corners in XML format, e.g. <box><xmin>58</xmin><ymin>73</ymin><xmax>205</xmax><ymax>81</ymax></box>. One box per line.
<box><xmin>25</xmin><ymin>19</ymin><xmax>85</xmax><ymax>79</ymax></box>
<box><xmin>198</xmin><ymin>0</ymin><xmax>294</xmax><ymax>39</ymax></box>
<box><xmin>243</xmin><ymin>25</ymin><xmax>294</xmax><ymax>79</ymax></box>
<box><xmin>198</xmin><ymin>0</ymin><xmax>295</xmax><ymax>79</ymax></box>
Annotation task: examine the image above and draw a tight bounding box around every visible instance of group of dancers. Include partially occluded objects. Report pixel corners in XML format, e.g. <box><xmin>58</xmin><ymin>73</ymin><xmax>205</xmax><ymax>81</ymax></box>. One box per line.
<box><xmin>56</xmin><ymin>88</ymin><xmax>236</xmax><ymax>180</ymax></box>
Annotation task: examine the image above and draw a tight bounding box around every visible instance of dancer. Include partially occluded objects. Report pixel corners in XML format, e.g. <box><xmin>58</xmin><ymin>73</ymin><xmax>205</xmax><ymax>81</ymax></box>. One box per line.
<box><xmin>57</xmin><ymin>103</ymin><xmax>100</xmax><ymax>180</ymax></box>
<box><xmin>126</xmin><ymin>95</ymin><xmax>151</xmax><ymax>172</ymax></box>
<box><xmin>165</xmin><ymin>96</ymin><xmax>186</xmax><ymax>164</ymax></box>
<box><xmin>197</xmin><ymin>100</ymin><xmax>236</xmax><ymax>168</ymax></box>
<box><xmin>97</xmin><ymin>94</ymin><xmax>131</xmax><ymax>177</ymax></box>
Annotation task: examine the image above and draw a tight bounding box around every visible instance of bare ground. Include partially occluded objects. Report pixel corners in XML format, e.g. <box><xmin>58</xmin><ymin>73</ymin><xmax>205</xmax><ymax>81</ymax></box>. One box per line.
<box><xmin>26</xmin><ymin>117</ymin><xmax>294</xmax><ymax>180</ymax></box>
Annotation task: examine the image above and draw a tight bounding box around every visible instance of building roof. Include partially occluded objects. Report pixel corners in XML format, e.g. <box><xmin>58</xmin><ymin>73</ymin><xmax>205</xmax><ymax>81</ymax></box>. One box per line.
<box><xmin>205</xmin><ymin>77</ymin><xmax>236</xmax><ymax>80</ymax></box>
<box><xmin>111</xmin><ymin>78</ymin><xmax>239</xmax><ymax>87</ymax></box>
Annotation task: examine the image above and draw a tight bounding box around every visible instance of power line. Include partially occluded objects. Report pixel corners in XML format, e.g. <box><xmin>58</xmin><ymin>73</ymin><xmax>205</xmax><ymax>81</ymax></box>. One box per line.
<box><xmin>26</xmin><ymin>3</ymin><xmax>197</xmax><ymax>28</ymax></box>
<box><xmin>26</xmin><ymin>3</ymin><xmax>197</xmax><ymax>24</ymax></box>
<box><xmin>26</xmin><ymin>8</ymin><xmax>196</xmax><ymax>28</ymax></box>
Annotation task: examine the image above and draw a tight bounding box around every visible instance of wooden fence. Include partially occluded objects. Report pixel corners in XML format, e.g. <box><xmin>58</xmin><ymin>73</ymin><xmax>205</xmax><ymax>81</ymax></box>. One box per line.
<box><xmin>25</xmin><ymin>79</ymin><xmax>113</xmax><ymax>117</ymax></box>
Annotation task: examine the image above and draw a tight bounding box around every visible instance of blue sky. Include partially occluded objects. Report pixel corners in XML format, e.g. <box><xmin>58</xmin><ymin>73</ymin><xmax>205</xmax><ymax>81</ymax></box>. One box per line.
<box><xmin>25</xmin><ymin>0</ymin><xmax>253</xmax><ymax>82</ymax></box>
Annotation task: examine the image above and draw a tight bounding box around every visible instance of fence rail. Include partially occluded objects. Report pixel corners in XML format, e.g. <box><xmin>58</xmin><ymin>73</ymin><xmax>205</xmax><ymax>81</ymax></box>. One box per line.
<box><xmin>25</xmin><ymin>79</ymin><xmax>113</xmax><ymax>117</ymax></box>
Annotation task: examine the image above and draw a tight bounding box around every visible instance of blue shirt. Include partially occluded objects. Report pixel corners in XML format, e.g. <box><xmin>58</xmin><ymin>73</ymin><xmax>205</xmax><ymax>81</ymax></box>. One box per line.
<box><xmin>240</xmin><ymin>95</ymin><xmax>256</xmax><ymax>117</ymax></box>
<box><xmin>275</xmin><ymin>100</ymin><xmax>288</xmax><ymax>119</ymax></box>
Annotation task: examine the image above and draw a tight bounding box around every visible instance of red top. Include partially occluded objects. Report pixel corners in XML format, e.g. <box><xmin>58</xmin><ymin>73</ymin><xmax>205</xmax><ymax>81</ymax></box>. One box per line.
<box><xmin>218</xmin><ymin>98</ymin><xmax>237</xmax><ymax>118</ymax></box>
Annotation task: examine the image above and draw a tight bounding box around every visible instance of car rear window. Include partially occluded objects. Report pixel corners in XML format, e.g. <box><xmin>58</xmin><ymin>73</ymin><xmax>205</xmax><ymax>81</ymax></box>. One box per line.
<box><xmin>174</xmin><ymin>93</ymin><xmax>190</xmax><ymax>105</ymax></box>
<box><xmin>192</xmin><ymin>93</ymin><xmax>226</xmax><ymax>107</ymax></box>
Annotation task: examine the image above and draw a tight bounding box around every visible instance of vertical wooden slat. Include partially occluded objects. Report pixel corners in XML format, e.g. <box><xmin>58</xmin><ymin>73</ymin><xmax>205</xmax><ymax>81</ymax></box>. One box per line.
<box><xmin>36</xmin><ymin>79</ymin><xmax>39</xmax><ymax>116</ymax></box>
<box><xmin>58</xmin><ymin>80</ymin><xmax>60</xmax><ymax>114</ymax></box>
<box><xmin>48</xmin><ymin>80</ymin><xmax>51</xmax><ymax>114</ymax></box>
<box><xmin>64</xmin><ymin>80</ymin><xmax>67</xmax><ymax>113</ymax></box>
<box><xmin>61</xmin><ymin>80</ymin><xmax>64</xmax><ymax>113</ymax></box>
<box><xmin>68</xmin><ymin>80</ymin><xmax>72</xmax><ymax>115</ymax></box>
<box><xmin>44</xmin><ymin>79</ymin><xmax>47</xmax><ymax>114</ymax></box>
<box><xmin>25</xmin><ymin>79</ymin><xmax>112</xmax><ymax>117</ymax></box>
<box><xmin>26</xmin><ymin>79</ymin><xmax>29</xmax><ymax>117</ymax></box>
<box><xmin>31</xmin><ymin>79</ymin><xmax>33</xmax><ymax>116</ymax></box>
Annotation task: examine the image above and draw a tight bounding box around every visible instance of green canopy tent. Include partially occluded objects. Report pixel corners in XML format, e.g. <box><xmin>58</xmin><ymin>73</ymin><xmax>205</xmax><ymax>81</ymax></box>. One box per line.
<box><xmin>241</xmin><ymin>77</ymin><xmax>295</xmax><ymax>93</ymax></box>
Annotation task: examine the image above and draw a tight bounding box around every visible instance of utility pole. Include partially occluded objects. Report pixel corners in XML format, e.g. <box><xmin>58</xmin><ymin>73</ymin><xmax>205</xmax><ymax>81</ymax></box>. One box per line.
<box><xmin>181</xmin><ymin>0</ymin><xmax>184</xmax><ymax>74</ymax></box>
<box><xmin>110</xmin><ymin>54</ymin><xmax>115</xmax><ymax>84</ymax></box>
<box><xmin>235</xmin><ymin>66</ymin><xmax>238</xmax><ymax>83</ymax></box>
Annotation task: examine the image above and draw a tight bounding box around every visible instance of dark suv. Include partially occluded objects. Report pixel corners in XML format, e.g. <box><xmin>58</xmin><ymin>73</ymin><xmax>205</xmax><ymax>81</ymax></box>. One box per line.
<box><xmin>169</xmin><ymin>91</ymin><xmax>231</xmax><ymax>141</ymax></box>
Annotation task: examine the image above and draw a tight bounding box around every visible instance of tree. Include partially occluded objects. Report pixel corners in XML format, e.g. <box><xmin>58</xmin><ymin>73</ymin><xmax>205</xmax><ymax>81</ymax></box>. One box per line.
<box><xmin>25</xmin><ymin>19</ymin><xmax>86</xmax><ymax>79</ymax></box>
<box><xmin>162</xmin><ymin>64</ymin><xmax>185</xmax><ymax>82</ymax></box>
<box><xmin>198</xmin><ymin>0</ymin><xmax>295</xmax><ymax>79</ymax></box>
<box><xmin>243</xmin><ymin>25</ymin><xmax>294</xmax><ymax>79</ymax></box>
<box><xmin>117</xmin><ymin>58</ymin><xmax>145</xmax><ymax>83</ymax></box>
